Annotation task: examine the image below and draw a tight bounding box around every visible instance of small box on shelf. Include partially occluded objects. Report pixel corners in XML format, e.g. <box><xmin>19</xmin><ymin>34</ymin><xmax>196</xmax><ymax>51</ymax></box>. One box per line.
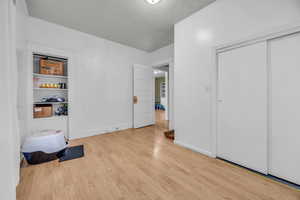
<box><xmin>40</xmin><ymin>59</ymin><xmax>64</xmax><ymax>76</ymax></box>
<box><xmin>33</xmin><ymin>104</ymin><xmax>53</xmax><ymax>118</ymax></box>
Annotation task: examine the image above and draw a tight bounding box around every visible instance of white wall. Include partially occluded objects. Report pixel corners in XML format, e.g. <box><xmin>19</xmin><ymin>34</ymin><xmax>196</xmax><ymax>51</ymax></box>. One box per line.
<box><xmin>0</xmin><ymin>0</ymin><xmax>18</xmax><ymax>199</ymax></box>
<box><xmin>16</xmin><ymin>1</ymin><xmax>29</xmax><ymax>189</ymax></box>
<box><xmin>26</xmin><ymin>17</ymin><xmax>148</xmax><ymax>139</ymax></box>
<box><xmin>174</xmin><ymin>0</ymin><xmax>300</xmax><ymax>156</ymax></box>
<box><xmin>16</xmin><ymin>0</ymin><xmax>28</xmax><ymax>50</ymax></box>
<box><xmin>148</xmin><ymin>44</ymin><xmax>174</xmax><ymax>65</ymax></box>
<box><xmin>16</xmin><ymin>0</ymin><xmax>29</xmax><ymax>149</ymax></box>
<box><xmin>15</xmin><ymin>0</ymin><xmax>30</xmax><ymax>188</ymax></box>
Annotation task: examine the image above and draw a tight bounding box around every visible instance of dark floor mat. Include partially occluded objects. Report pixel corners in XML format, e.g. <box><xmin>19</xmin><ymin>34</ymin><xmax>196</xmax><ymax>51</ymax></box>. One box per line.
<box><xmin>59</xmin><ymin>145</ymin><xmax>84</xmax><ymax>162</ymax></box>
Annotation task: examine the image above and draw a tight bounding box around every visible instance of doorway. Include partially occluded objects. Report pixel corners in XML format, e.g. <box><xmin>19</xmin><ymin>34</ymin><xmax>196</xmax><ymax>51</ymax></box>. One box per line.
<box><xmin>154</xmin><ymin>65</ymin><xmax>169</xmax><ymax>130</ymax></box>
<box><xmin>132</xmin><ymin>62</ymin><xmax>173</xmax><ymax>131</ymax></box>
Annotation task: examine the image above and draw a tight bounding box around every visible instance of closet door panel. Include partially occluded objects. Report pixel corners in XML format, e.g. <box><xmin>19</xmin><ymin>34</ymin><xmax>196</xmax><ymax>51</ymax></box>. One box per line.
<box><xmin>217</xmin><ymin>42</ymin><xmax>268</xmax><ymax>174</ymax></box>
<box><xmin>269</xmin><ymin>33</ymin><xmax>300</xmax><ymax>184</ymax></box>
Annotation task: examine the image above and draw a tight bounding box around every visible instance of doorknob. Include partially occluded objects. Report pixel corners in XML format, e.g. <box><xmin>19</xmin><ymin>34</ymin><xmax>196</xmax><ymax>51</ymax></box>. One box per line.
<box><xmin>133</xmin><ymin>96</ymin><xmax>138</xmax><ymax>104</ymax></box>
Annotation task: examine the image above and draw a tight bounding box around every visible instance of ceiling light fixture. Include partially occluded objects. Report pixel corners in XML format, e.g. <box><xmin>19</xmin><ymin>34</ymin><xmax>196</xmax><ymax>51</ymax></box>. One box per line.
<box><xmin>146</xmin><ymin>0</ymin><xmax>161</xmax><ymax>5</ymax></box>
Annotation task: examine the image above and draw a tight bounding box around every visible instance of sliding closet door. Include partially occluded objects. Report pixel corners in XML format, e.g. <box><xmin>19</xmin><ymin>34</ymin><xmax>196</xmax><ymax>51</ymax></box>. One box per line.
<box><xmin>217</xmin><ymin>42</ymin><xmax>268</xmax><ymax>174</ymax></box>
<box><xmin>269</xmin><ymin>33</ymin><xmax>300</xmax><ymax>185</ymax></box>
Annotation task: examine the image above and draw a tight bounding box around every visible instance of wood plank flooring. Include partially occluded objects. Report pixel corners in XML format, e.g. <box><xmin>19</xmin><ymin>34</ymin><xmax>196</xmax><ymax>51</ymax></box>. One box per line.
<box><xmin>17</xmin><ymin>114</ymin><xmax>300</xmax><ymax>200</ymax></box>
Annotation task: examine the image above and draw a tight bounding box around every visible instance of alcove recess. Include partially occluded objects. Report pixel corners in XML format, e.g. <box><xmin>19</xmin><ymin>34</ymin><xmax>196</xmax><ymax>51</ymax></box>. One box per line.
<box><xmin>32</xmin><ymin>53</ymin><xmax>68</xmax><ymax>120</ymax></box>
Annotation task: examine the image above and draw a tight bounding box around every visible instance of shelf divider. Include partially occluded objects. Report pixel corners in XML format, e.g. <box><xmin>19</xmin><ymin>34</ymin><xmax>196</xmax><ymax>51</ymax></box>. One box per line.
<box><xmin>33</xmin><ymin>73</ymin><xmax>68</xmax><ymax>79</ymax></box>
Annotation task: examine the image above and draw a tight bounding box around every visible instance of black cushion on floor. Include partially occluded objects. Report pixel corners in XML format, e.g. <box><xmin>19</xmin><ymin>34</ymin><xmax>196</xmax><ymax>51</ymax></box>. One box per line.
<box><xmin>59</xmin><ymin>145</ymin><xmax>84</xmax><ymax>162</ymax></box>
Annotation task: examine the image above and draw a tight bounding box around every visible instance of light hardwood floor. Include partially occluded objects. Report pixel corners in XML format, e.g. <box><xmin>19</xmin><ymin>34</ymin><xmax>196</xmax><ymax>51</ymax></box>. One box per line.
<box><xmin>17</xmin><ymin>114</ymin><xmax>300</xmax><ymax>200</ymax></box>
<box><xmin>155</xmin><ymin>110</ymin><xmax>168</xmax><ymax>129</ymax></box>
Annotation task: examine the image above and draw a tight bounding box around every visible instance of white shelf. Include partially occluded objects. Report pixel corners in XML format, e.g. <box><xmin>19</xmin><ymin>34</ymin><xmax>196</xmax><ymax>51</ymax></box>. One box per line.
<box><xmin>33</xmin><ymin>115</ymin><xmax>68</xmax><ymax>120</ymax></box>
<box><xmin>33</xmin><ymin>88</ymin><xmax>68</xmax><ymax>91</ymax></box>
<box><xmin>33</xmin><ymin>73</ymin><xmax>68</xmax><ymax>79</ymax></box>
<box><xmin>34</xmin><ymin>102</ymin><xmax>68</xmax><ymax>104</ymax></box>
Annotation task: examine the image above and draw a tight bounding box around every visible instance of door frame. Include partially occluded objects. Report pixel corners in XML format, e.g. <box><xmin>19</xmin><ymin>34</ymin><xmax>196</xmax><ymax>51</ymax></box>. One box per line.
<box><xmin>152</xmin><ymin>59</ymin><xmax>174</xmax><ymax>130</ymax></box>
<box><xmin>153</xmin><ymin>65</ymin><xmax>169</xmax><ymax>123</ymax></box>
<box><xmin>211</xmin><ymin>22</ymin><xmax>300</xmax><ymax>159</ymax></box>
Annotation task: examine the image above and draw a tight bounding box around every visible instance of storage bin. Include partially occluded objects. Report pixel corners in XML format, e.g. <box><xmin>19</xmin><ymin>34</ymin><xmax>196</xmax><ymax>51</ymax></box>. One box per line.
<box><xmin>33</xmin><ymin>104</ymin><xmax>52</xmax><ymax>118</ymax></box>
<box><xmin>40</xmin><ymin>59</ymin><xmax>64</xmax><ymax>75</ymax></box>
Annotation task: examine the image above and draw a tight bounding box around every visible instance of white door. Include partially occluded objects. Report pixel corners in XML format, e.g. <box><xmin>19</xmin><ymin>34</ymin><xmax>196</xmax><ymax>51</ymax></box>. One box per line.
<box><xmin>269</xmin><ymin>32</ymin><xmax>300</xmax><ymax>185</ymax></box>
<box><xmin>133</xmin><ymin>64</ymin><xmax>155</xmax><ymax>128</ymax></box>
<box><xmin>217</xmin><ymin>42</ymin><xmax>268</xmax><ymax>174</ymax></box>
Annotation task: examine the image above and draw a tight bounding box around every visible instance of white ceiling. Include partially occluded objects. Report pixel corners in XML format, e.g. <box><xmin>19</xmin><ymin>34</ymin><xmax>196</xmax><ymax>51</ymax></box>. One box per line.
<box><xmin>25</xmin><ymin>0</ymin><xmax>215</xmax><ymax>52</ymax></box>
<box><xmin>154</xmin><ymin>70</ymin><xmax>165</xmax><ymax>77</ymax></box>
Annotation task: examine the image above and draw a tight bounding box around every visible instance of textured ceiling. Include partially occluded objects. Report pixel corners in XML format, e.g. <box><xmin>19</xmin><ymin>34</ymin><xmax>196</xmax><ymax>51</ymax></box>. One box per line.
<box><xmin>26</xmin><ymin>0</ymin><xmax>215</xmax><ymax>52</ymax></box>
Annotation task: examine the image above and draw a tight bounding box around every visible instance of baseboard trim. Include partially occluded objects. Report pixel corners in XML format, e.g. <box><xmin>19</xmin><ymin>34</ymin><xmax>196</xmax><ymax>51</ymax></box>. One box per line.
<box><xmin>70</xmin><ymin>123</ymin><xmax>132</xmax><ymax>140</ymax></box>
<box><xmin>174</xmin><ymin>140</ymin><xmax>214</xmax><ymax>158</ymax></box>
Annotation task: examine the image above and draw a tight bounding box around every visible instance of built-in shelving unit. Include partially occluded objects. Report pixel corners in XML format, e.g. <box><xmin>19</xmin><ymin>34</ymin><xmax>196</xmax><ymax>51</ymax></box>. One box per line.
<box><xmin>160</xmin><ymin>82</ymin><xmax>166</xmax><ymax>98</ymax></box>
<box><xmin>32</xmin><ymin>53</ymin><xmax>69</xmax><ymax>119</ymax></box>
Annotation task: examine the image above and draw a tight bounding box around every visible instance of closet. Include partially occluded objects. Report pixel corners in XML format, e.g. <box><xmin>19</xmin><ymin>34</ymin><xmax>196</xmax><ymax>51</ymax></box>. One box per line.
<box><xmin>269</xmin><ymin>33</ymin><xmax>300</xmax><ymax>184</ymax></box>
<box><xmin>217</xmin><ymin>31</ymin><xmax>300</xmax><ymax>185</ymax></box>
<box><xmin>217</xmin><ymin>41</ymin><xmax>268</xmax><ymax>174</ymax></box>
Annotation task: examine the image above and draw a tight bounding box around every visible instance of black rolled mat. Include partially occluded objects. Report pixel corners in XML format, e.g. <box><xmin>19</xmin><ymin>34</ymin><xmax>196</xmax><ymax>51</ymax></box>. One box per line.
<box><xmin>59</xmin><ymin>145</ymin><xmax>84</xmax><ymax>162</ymax></box>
